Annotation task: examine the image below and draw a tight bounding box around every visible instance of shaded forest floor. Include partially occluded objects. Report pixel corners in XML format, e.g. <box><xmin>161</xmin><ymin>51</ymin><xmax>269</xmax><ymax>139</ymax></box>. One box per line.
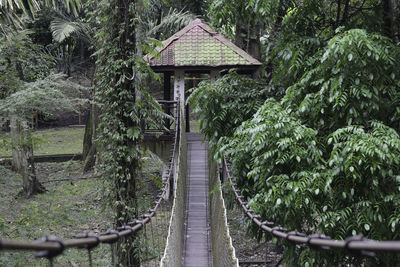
<box><xmin>0</xmin><ymin>155</ymin><xmax>166</xmax><ymax>266</ymax></box>
<box><xmin>0</xmin><ymin>161</ymin><xmax>113</xmax><ymax>266</ymax></box>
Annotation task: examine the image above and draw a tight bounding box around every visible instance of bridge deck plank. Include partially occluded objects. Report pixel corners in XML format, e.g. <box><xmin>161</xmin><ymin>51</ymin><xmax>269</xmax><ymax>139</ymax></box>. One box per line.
<box><xmin>183</xmin><ymin>133</ymin><xmax>211</xmax><ymax>267</ymax></box>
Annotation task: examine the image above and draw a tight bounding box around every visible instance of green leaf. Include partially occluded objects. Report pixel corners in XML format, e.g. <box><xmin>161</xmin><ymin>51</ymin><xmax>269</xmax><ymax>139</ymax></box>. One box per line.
<box><xmin>348</xmin><ymin>53</ymin><xmax>353</xmax><ymax>61</ymax></box>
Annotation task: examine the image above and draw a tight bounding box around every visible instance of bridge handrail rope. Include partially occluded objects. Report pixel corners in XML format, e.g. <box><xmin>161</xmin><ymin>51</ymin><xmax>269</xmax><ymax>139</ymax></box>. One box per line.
<box><xmin>160</xmin><ymin>97</ymin><xmax>187</xmax><ymax>266</ymax></box>
<box><xmin>223</xmin><ymin>157</ymin><xmax>400</xmax><ymax>257</ymax></box>
<box><xmin>0</xmin><ymin>101</ymin><xmax>181</xmax><ymax>266</ymax></box>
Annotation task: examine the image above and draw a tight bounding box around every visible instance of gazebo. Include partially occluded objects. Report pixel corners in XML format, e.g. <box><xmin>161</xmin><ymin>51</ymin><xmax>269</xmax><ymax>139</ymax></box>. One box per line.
<box><xmin>145</xmin><ymin>19</ymin><xmax>262</xmax><ymax>131</ymax></box>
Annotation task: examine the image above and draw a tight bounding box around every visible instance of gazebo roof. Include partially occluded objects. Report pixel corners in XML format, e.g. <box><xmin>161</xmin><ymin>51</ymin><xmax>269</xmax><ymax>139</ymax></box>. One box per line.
<box><xmin>146</xmin><ymin>19</ymin><xmax>262</xmax><ymax>71</ymax></box>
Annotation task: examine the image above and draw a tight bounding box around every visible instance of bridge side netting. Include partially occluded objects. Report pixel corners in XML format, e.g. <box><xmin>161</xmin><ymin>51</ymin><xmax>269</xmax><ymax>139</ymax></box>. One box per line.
<box><xmin>160</xmin><ymin>102</ymin><xmax>187</xmax><ymax>267</ymax></box>
<box><xmin>209</xmin><ymin>152</ymin><xmax>239</xmax><ymax>267</ymax></box>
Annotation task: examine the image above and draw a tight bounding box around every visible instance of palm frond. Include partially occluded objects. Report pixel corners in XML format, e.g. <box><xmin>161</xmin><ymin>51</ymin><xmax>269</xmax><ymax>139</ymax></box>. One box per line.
<box><xmin>50</xmin><ymin>16</ymin><xmax>93</xmax><ymax>44</ymax></box>
<box><xmin>146</xmin><ymin>8</ymin><xmax>196</xmax><ymax>40</ymax></box>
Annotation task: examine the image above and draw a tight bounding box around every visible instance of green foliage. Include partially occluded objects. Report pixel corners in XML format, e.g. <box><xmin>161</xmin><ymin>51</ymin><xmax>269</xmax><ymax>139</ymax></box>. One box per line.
<box><xmin>194</xmin><ymin>11</ymin><xmax>400</xmax><ymax>265</ymax></box>
<box><xmin>0</xmin><ymin>0</ymin><xmax>81</xmax><ymax>32</ymax></box>
<box><xmin>209</xmin><ymin>0</ymin><xmax>279</xmax><ymax>38</ymax></box>
<box><xmin>325</xmin><ymin>122</ymin><xmax>400</xmax><ymax>241</ymax></box>
<box><xmin>188</xmin><ymin>72</ymin><xmax>267</xmax><ymax>150</ymax></box>
<box><xmin>221</xmin><ymin>99</ymin><xmax>324</xmax><ymax>233</ymax></box>
<box><xmin>283</xmin><ymin>29</ymin><xmax>400</xmax><ymax>133</ymax></box>
<box><xmin>0</xmin><ymin>30</ymin><xmax>55</xmax><ymax>84</ymax></box>
<box><xmin>0</xmin><ymin>73</ymin><xmax>85</xmax><ymax>126</ymax></box>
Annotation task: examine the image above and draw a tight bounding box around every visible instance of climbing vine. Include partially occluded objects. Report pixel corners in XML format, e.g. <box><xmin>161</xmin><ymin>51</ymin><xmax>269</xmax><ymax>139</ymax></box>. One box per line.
<box><xmin>93</xmin><ymin>0</ymin><xmax>166</xmax><ymax>265</ymax></box>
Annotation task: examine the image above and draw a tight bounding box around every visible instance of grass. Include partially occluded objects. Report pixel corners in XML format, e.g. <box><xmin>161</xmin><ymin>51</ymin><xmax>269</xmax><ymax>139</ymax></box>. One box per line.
<box><xmin>0</xmin><ymin>161</ymin><xmax>113</xmax><ymax>266</ymax></box>
<box><xmin>0</xmin><ymin>129</ymin><xmax>170</xmax><ymax>266</ymax></box>
<box><xmin>0</xmin><ymin>127</ymin><xmax>84</xmax><ymax>158</ymax></box>
<box><xmin>0</xmin><ymin>124</ymin><xmax>179</xmax><ymax>266</ymax></box>
<box><xmin>0</xmin><ymin>159</ymin><xmax>169</xmax><ymax>266</ymax></box>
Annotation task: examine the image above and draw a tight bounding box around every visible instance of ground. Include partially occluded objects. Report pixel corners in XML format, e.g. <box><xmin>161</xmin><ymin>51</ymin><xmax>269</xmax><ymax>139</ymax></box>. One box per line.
<box><xmin>0</xmin><ymin>127</ymin><xmax>84</xmax><ymax>157</ymax></box>
<box><xmin>0</xmin><ymin>161</ymin><xmax>113</xmax><ymax>266</ymax></box>
<box><xmin>0</xmin><ymin>127</ymin><xmax>167</xmax><ymax>266</ymax></box>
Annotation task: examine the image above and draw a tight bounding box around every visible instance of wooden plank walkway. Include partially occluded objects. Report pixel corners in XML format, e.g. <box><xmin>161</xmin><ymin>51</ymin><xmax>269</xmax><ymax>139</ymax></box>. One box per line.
<box><xmin>183</xmin><ymin>133</ymin><xmax>211</xmax><ymax>267</ymax></box>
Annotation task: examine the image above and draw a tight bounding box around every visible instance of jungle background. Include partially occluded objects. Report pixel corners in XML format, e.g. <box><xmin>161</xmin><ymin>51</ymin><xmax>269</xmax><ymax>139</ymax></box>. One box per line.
<box><xmin>1</xmin><ymin>0</ymin><xmax>400</xmax><ymax>266</ymax></box>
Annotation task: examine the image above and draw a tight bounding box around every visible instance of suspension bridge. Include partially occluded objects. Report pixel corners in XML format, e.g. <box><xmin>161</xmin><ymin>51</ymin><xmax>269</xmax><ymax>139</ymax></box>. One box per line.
<box><xmin>1</xmin><ymin>100</ymin><xmax>400</xmax><ymax>267</ymax></box>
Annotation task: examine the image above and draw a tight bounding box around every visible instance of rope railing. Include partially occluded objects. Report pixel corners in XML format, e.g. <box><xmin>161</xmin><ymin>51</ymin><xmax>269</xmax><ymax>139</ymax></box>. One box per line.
<box><xmin>223</xmin><ymin>157</ymin><xmax>400</xmax><ymax>258</ymax></box>
<box><xmin>208</xmin><ymin>150</ymin><xmax>239</xmax><ymax>267</ymax></box>
<box><xmin>0</xmin><ymin>102</ymin><xmax>181</xmax><ymax>267</ymax></box>
<box><xmin>160</xmin><ymin>98</ymin><xmax>187</xmax><ymax>267</ymax></box>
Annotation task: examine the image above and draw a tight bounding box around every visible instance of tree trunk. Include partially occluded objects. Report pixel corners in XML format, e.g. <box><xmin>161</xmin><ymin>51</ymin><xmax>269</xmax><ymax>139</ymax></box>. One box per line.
<box><xmin>10</xmin><ymin>119</ymin><xmax>45</xmax><ymax>198</ymax></box>
<box><xmin>392</xmin><ymin>0</ymin><xmax>399</xmax><ymax>44</ymax></box>
<box><xmin>234</xmin><ymin>10</ymin><xmax>262</xmax><ymax>63</ymax></box>
<box><xmin>114</xmin><ymin>0</ymin><xmax>140</xmax><ymax>265</ymax></box>
<box><xmin>82</xmin><ymin>101</ymin><xmax>98</xmax><ymax>172</ymax></box>
<box><xmin>383</xmin><ymin>0</ymin><xmax>394</xmax><ymax>39</ymax></box>
<box><xmin>383</xmin><ymin>0</ymin><xmax>400</xmax><ymax>43</ymax></box>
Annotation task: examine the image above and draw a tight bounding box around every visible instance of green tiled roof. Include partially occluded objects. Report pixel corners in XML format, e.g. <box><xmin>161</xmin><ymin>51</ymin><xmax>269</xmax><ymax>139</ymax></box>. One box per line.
<box><xmin>146</xmin><ymin>19</ymin><xmax>261</xmax><ymax>68</ymax></box>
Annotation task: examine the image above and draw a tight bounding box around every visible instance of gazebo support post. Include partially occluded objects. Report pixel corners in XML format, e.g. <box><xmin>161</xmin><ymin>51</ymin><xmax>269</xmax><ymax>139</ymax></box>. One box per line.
<box><xmin>186</xmin><ymin>95</ymin><xmax>190</xmax><ymax>132</ymax></box>
<box><xmin>174</xmin><ymin>69</ymin><xmax>185</xmax><ymax>130</ymax></box>
<box><xmin>163</xmin><ymin>72</ymin><xmax>171</xmax><ymax>131</ymax></box>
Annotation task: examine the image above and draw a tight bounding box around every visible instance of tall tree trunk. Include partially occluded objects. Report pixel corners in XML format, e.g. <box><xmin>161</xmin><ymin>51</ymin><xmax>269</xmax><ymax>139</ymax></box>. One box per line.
<box><xmin>95</xmin><ymin>0</ymin><xmax>141</xmax><ymax>264</ymax></box>
<box><xmin>115</xmin><ymin>0</ymin><xmax>139</xmax><ymax>265</ymax></box>
<box><xmin>392</xmin><ymin>0</ymin><xmax>399</xmax><ymax>44</ymax></box>
<box><xmin>383</xmin><ymin>0</ymin><xmax>394</xmax><ymax>39</ymax></box>
<box><xmin>335</xmin><ymin>0</ymin><xmax>342</xmax><ymax>29</ymax></box>
<box><xmin>383</xmin><ymin>0</ymin><xmax>399</xmax><ymax>43</ymax></box>
<box><xmin>10</xmin><ymin>119</ymin><xmax>45</xmax><ymax>198</ymax></box>
<box><xmin>234</xmin><ymin>3</ymin><xmax>262</xmax><ymax>64</ymax></box>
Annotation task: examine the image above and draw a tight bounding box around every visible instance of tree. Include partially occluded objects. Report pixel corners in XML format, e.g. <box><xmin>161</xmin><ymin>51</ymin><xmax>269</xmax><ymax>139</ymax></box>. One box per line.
<box><xmin>208</xmin><ymin>0</ymin><xmax>282</xmax><ymax>61</ymax></box>
<box><xmin>0</xmin><ymin>30</ymin><xmax>52</xmax><ymax>197</ymax></box>
<box><xmin>93</xmin><ymin>0</ymin><xmax>142</xmax><ymax>264</ymax></box>
<box><xmin>193</xmin><ymin>0</ymin><xmax>400</xmax><ymax>265</ymax></box>
<box><xmin>0</xmin><ymin>0</ymin><xmax>81</xmax><ymax>32</ymax></box>
<box><xmin>0</xmin><ymin>72</ymin><xmax>84</xmax><ymax>197</ymax></box>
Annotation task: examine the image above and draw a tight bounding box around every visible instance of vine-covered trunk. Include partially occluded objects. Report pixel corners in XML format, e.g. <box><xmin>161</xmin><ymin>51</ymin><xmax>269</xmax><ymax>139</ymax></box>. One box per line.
<box><xmin>95</xmin><ymin>0</ymin><xmax>141</xmax><ymax>265</ymax></box>
<box><xmin>10</xmin><ymin>119</ymin><xmax>45</xmax><ymax>198</ymax></box>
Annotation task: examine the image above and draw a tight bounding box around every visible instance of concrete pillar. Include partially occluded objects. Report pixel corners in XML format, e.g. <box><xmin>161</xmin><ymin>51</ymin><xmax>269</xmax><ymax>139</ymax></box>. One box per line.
<box><xmin>164</xmin><ymin>72</ymin><xmax>172</xmax><ymax>130</ymax></box>
<box><xmin>173</xmin><ymin>70</ymin><xmax>184</xmax><ymax>189</ymax></box>
<box><xmin>174</xmin><ymin>69</ymin><xmax>185</xmax><ymax>103</ymax></box>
